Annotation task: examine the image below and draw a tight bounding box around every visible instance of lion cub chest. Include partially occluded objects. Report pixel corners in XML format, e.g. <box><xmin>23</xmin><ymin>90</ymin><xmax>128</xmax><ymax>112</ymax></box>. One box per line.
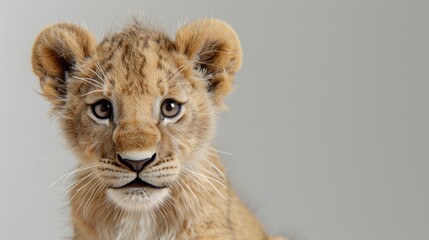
<box><xmin>97</xmin><ymin>214</ymin><xmax>179</xmax><ymax>240</ymax></box>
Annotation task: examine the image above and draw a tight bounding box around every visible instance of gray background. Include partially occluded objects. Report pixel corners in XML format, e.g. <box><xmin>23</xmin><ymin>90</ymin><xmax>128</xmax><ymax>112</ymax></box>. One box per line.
<box><xmin>0</xmin><ymin>1</ymin><xmax>428</xmax><ymax>239</ymax></box>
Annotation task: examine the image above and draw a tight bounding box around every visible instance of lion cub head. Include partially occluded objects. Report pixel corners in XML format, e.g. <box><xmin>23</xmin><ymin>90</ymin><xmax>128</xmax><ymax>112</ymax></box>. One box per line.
<box><xmin>32</xmin><ymin>19</ymin><xmax>241</xmax><ymax>211</ymax></box>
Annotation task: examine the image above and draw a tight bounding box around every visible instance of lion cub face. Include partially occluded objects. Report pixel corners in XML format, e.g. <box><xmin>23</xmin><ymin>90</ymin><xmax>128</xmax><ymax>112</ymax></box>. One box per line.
<box><xmin>67</xmin><ymin>30</ymin><xmax>216</xmax><ymax>210</ymax></box>
<box><xmin>32</xmin><ymin>20</ymin><xmax>241</xmax><ymax>211</ymax></box>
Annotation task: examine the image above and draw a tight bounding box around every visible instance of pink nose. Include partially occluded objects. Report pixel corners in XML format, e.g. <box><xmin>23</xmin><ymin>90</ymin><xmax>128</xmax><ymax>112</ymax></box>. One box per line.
<box><xmin>117</xmin><ymin>153</ymin><xmax>157</xmax><ymax>172</ymax></box>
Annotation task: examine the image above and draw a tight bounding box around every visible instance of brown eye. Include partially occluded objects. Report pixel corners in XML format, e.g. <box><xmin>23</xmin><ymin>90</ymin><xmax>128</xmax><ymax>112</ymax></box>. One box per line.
<box><xmin>92</xmin><ymin>99</ymin><xmax>112</xmax><ymax>119</ymax></box>
<box><xmin>161</xmin><ymin>99</ymin><xmax>181</xmax><ymax>118</ymax></box>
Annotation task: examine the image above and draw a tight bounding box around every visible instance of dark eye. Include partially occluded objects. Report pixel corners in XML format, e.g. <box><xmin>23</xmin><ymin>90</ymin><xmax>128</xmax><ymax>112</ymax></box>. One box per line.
<box><xmin>91</xmin><ymin>99</ymin><xmax>112</xmax><ymax>119</ymax></box>
<box><xmin>161</xmin><ymin>99</ymin><xmax>181</xmax><ymax>118</ymax></box>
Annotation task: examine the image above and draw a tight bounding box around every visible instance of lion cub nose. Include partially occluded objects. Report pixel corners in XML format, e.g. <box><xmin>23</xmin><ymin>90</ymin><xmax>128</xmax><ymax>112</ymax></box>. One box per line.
<box><xmin>117</xmin><ymin>151</ymin><xmax>157</xmax><ymax>172</ymax></box>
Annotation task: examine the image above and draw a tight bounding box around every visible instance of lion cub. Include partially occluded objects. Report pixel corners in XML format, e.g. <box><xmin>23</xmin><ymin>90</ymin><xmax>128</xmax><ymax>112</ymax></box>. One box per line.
<box><xmin>32</xmin><ymin>18</ymin><xmax>284</xmax><ymax>240</ymax></box>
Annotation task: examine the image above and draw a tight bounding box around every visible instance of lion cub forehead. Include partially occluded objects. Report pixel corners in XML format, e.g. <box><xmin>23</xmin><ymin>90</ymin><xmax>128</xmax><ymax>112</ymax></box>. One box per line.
<box><xmin>90</xmin><ymin>25</ymin><xmax>189</xmax><ymax>96</ymax></box>
<box><xmin>97</xmin><ymin>24</ymin><xmax>177</xmax><ymax>70</ymax></box>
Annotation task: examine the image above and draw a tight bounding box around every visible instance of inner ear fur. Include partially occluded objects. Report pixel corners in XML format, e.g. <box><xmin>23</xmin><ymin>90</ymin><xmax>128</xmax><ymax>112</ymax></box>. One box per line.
<box><xmin>31</xmin><ymin>22</ymin><xmax>96</xmax><ymax>104</ymax></box>
<box><xmin>175</xmin><ymin>19</ymin><xmax>242</xmax><ymax>108</ymax></box>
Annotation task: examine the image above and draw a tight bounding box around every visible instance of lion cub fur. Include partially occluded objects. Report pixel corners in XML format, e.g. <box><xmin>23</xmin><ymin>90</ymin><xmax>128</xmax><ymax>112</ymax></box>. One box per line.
<box><xmin>32</xmin><ymin>19</ymin><xmax>284</xmax><ymax>240</ymax></box>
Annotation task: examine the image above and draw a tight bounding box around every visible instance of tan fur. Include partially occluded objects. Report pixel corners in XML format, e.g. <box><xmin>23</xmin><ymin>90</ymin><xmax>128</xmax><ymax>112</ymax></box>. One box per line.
<box><xmin>32</xmin><ymin>19</ymin><xmax>285</xmax><ymax>240</ymax></box>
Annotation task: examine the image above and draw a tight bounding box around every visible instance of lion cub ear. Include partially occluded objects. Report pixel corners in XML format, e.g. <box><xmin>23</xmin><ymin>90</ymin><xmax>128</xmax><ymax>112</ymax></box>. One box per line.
<box><xmin>175</xmin><ymin>19</ymin><xmax>242</xmax><ymax>109</ymax></box>
<box><xmin>31</xmin><ymin>23</ymin><xmax>96</xmax><ymax>105</ymax></box>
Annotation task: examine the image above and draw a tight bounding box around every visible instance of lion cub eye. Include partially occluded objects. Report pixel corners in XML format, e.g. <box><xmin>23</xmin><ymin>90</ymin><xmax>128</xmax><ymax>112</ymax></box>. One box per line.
<box><xmin>91</xmin><ymin>99</ymin><xmax>112</xmax><ymax>119</ymax></box>
<box><xmin>161</xmin><ymin>99</ymin><xmax>181</xmax><ymax>118</ymax></box>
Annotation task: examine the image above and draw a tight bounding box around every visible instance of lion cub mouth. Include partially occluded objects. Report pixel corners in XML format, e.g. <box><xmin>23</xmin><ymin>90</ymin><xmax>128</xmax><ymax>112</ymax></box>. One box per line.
<box><xmin>114</xmin><ymin>178</ymin><xmax>165</xmax><ymax>189</ymax></box>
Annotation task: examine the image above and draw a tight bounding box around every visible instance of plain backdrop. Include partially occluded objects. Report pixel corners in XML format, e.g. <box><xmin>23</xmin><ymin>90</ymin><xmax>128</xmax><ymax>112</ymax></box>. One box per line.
<box><xmin>1</xmin><ymin>1</ymin><xmax>428</xmax><ymax>240</ymax></box>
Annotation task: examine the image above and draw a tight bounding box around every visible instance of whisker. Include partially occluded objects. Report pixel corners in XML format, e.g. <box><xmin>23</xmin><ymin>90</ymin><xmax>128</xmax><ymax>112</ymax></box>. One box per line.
<box><xmin>71</xmin><ymin>76</ymin><xmax>103</xmax><ymax>89</ymax></box>
<box><xmin>76</xmin><ymin>175</ymin><xmax>100</xmax><ymax>213</ymax></box>
<box><xmin>177</xmin><ymin>176</ymin><xmax>202</xmax><ymax>210</ymax></box>
<box><xmin>187</xmin><ymin>168</ymin><xmax>227</xmax><ymax>189</ymax></box>
<box><xmin>200</xmin><ymin>158</ymin><xmax>227</xmax><ymax>180</ymax></box>
<box><xmin>172</xmin><ymin>179</ymin><xmax>194</xmax><ymax>209</ymax></box>
<box><xmin>81</xmin><ymin>89</ymin><xmax>105</xmax><ymax>97</ymax></box>
<box><xmin>210</xmin><ymin>147</ymin><xmax>233</xmax><ymax>156</ymax></box>
<box><xmin>182</xmin><ymin>168</ymin><xmax>226</xmax><ymax>200</ymax></box>
<box><xmin>36</xmin><ymin>152</ymin><xmax>67</xmax><ymax>161</ymax></box>
<box><xmin>166</xmin><ymin>57</ymin><xmax>196</xmax><ymax>82</ymax></box>
<box><xmin>61</xmin><ymin>172</ymin><xmax>96</xmax><ymax>201</ymax></box>
<box><xmin>48</xmin><ymin>163</ymin><xmax>101</xmax><ymax>188</ymax></box>
<box><xmin>83</xmin><ymin>180</ymin><xmax>106</xmax><ymax>218</ymax></box>
<box><xmin>181</xmin><ymin>170</ymin><xmax>214</xmax><ymax>201</ymax></box>
<box><xmin>84</xmin><ymin>67</ymin><xmax>105</xmax><ymax>85</ymax></box>
<box><xmin>95</xmin><ymin>62</ymin><xmax>112</xmax><ymax>91</ymax></box>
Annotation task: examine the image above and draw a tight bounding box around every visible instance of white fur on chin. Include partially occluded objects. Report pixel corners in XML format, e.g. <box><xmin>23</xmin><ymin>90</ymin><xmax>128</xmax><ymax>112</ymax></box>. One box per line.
<box><xmin>106</xmin><ymin>187</ymin><xmax>170</xmax><ymax>212</ymax></box>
